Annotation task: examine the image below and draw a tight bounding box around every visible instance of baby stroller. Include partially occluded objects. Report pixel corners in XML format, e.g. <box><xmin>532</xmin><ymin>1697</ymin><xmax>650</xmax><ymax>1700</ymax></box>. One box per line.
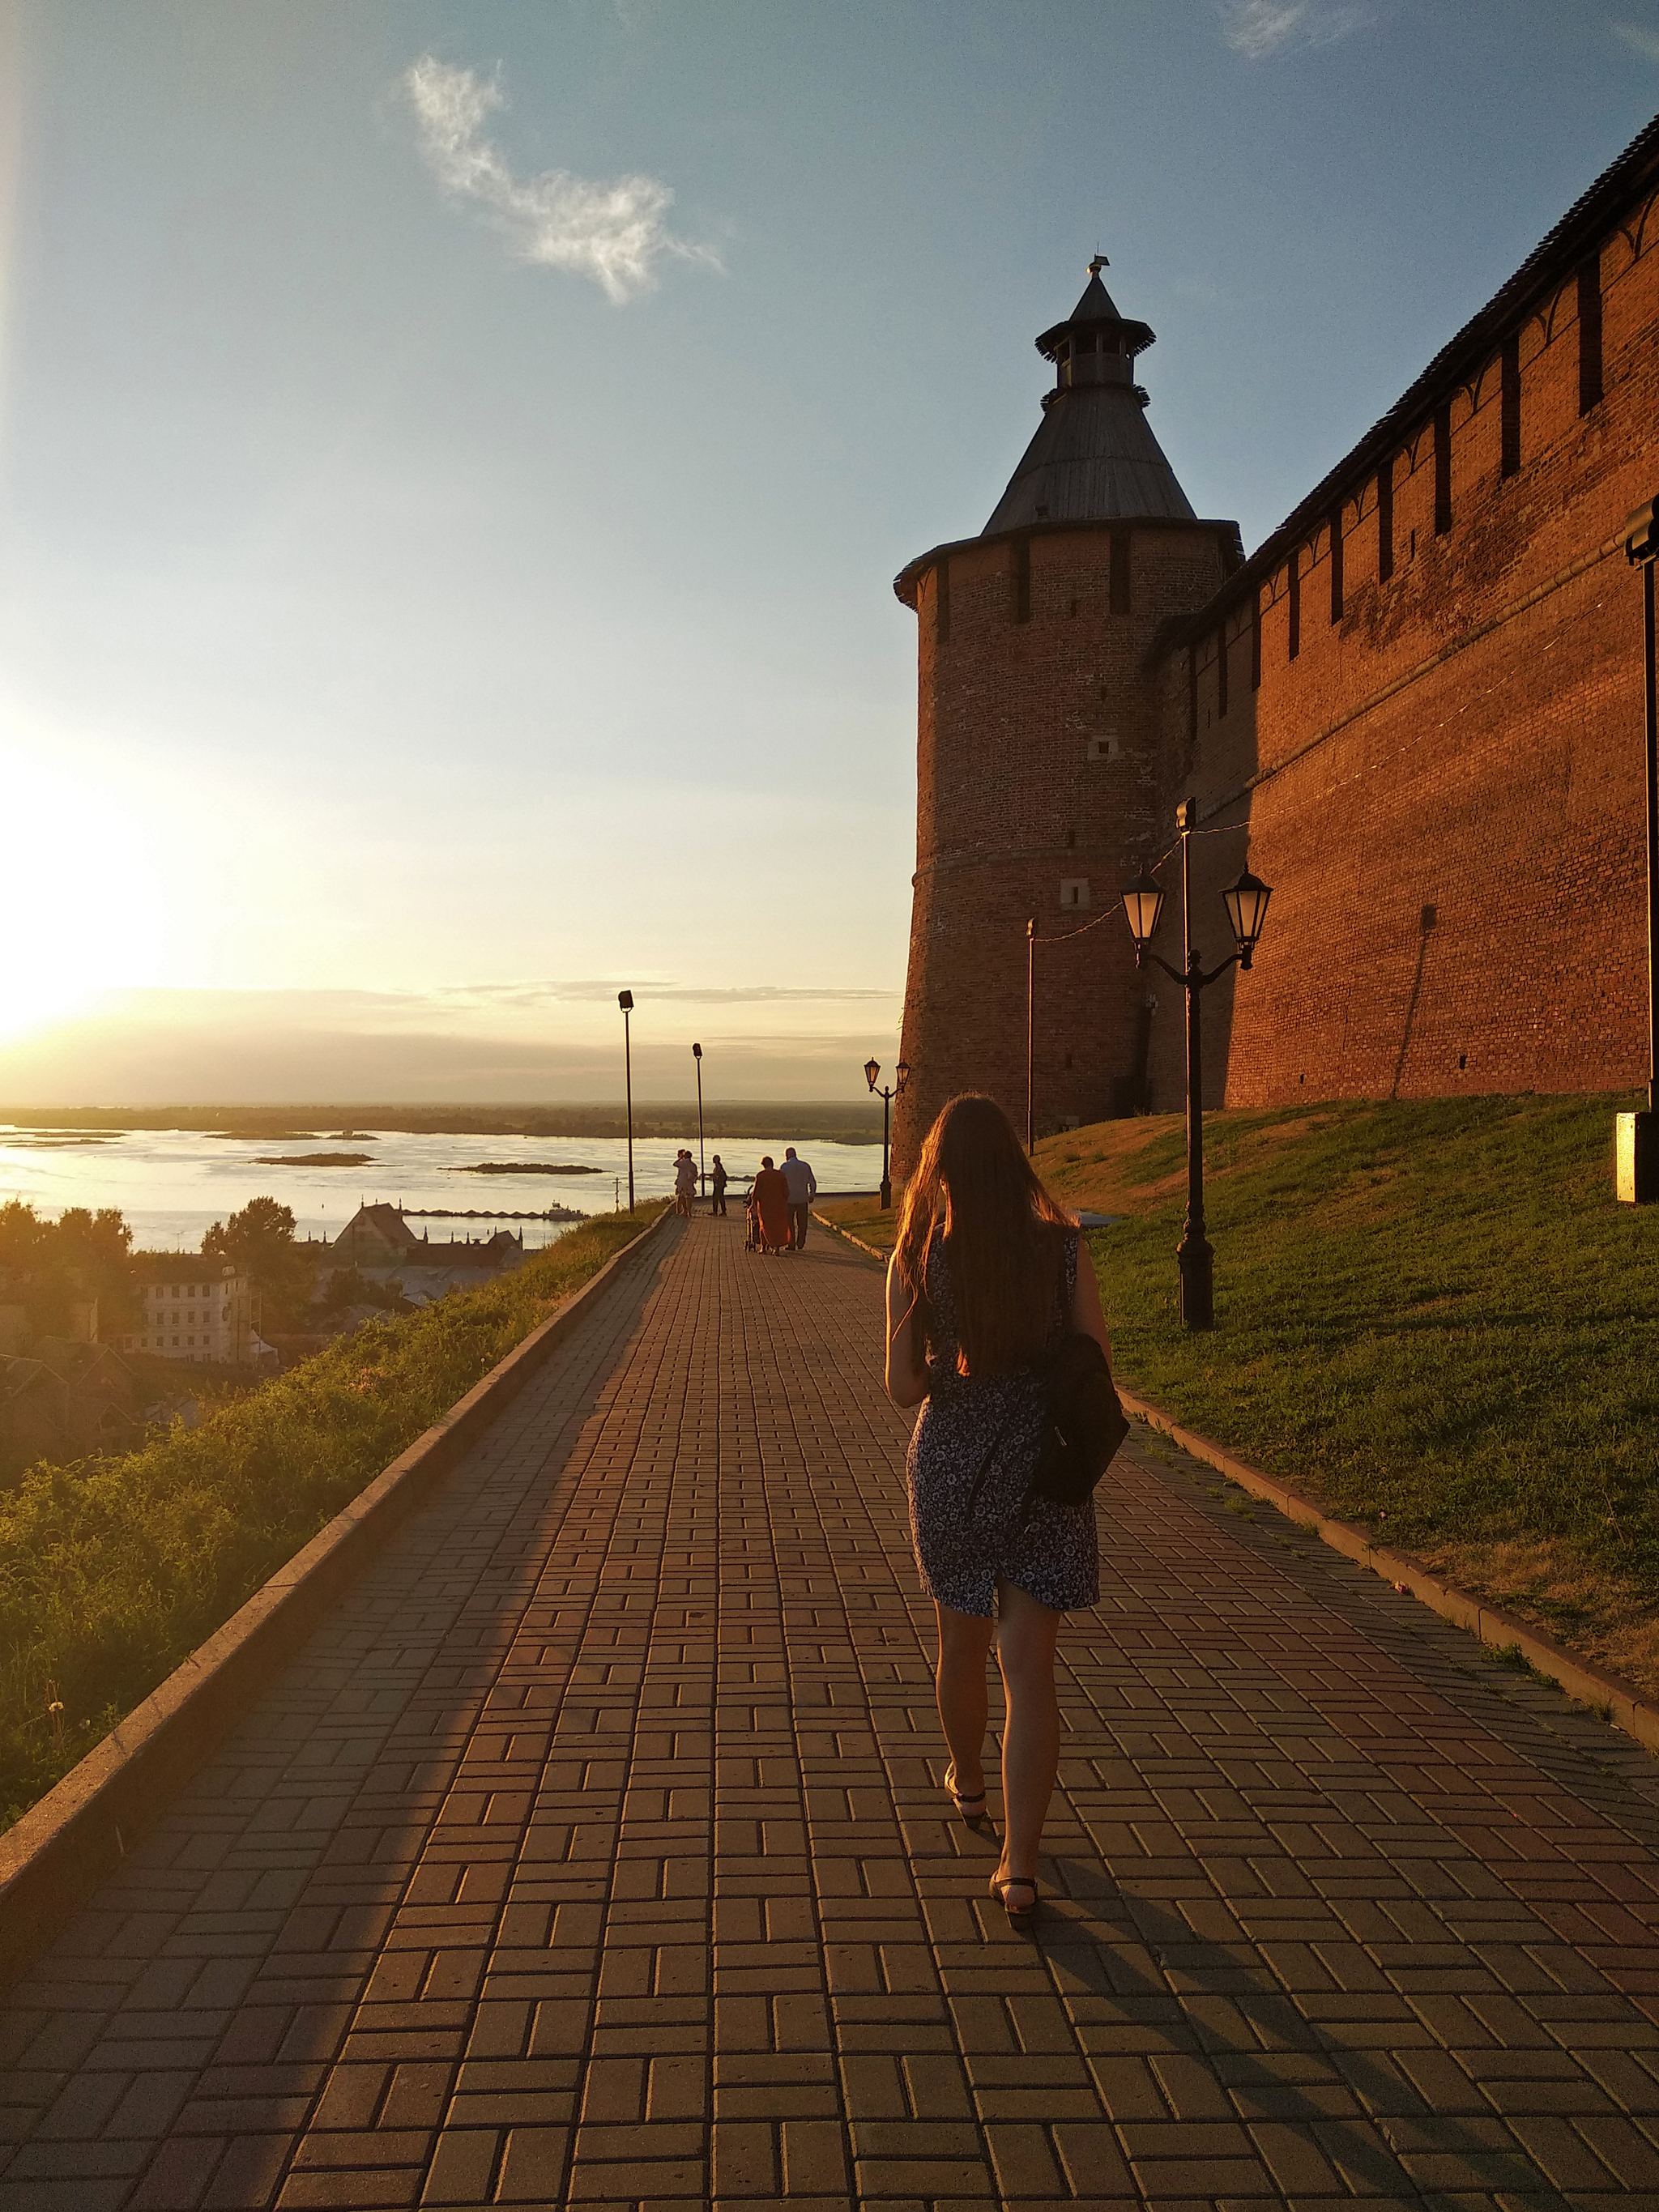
<box><xmin>744</xmin><ymin>1178</ymin><xmax>763</xmax><ymax>1253</ymax></box>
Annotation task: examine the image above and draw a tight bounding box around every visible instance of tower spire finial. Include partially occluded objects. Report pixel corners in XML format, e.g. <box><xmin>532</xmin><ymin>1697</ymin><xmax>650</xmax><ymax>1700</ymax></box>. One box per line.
<box><xmin>1088</xmin><ymin>251</ymin><xmax>1109</xmax><ymax>276</ymax></box>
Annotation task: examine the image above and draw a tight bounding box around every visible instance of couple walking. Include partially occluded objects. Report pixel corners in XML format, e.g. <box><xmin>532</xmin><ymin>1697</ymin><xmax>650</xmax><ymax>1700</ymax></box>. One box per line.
<box><xmin>676</xmin><ymin>1149</ymin><xmax>736</xmax><ymax>1217</ymax></box>
<box><xmin>750</xmin><ymin>1145</ymin><xmax>817</xmax><ymax>1253</ymax></box>
<box><xmin>672</xmin><ymin>1149</ymin><xmax>698</xmax><ymax>1217</ymax></box>
<box><xmin>884</xmin><ymin>1093</ymin><xmax>1116</xmax><ymax>1931</ymax></box>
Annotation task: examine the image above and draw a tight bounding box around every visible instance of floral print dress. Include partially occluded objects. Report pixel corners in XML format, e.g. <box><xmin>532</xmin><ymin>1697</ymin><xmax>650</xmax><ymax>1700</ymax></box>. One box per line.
<box><xmin>905</xmin><ymin>1227</ymin><xmax>1100</xmax><ymax>1618</ymax></box>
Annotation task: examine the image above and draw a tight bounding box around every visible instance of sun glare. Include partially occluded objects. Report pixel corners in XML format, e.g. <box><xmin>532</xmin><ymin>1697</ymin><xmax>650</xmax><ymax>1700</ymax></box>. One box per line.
<box><xmin>0</xmin><ymin>741</ymin><xmax>176</xmax><ymax>1042</ymax></box>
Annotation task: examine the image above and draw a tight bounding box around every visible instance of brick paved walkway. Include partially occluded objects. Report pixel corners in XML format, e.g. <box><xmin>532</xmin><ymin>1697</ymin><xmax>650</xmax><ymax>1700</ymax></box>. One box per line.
<box><xmin>4</xmin><ymin>1213</ymin><xmax>1659</xmax><ymax>2210</ymax></box>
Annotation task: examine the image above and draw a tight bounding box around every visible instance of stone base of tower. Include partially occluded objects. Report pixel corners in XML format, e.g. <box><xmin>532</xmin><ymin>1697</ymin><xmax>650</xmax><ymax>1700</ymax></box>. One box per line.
<box><xmin>894</xmin><ymin>857</ymin><xmax>1157</xmax><ymax>1177</ymax></box>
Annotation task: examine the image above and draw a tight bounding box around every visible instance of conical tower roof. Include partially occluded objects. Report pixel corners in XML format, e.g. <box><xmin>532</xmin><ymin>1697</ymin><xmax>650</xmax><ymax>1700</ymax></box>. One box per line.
<box><xmin>983</xmin><ymin>256</ymin><xmax>1195</xmax><ymax>534</ymax></box>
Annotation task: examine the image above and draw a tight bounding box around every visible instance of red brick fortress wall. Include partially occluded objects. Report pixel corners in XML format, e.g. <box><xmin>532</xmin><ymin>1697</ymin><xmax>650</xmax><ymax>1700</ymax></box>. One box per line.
<box><xmin>893</xmin><ymin>521</ymin><xmax>1232</xmax><ymax>1172</ymax></box>
<box><xmin>1147</xmin><ymin>146</ymin><xmax>1659</xmax><ymax>1115</ymax></box>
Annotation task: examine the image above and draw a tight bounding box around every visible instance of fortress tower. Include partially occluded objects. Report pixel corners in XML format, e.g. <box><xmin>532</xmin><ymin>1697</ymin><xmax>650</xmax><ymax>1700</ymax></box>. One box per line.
<box><xmin>891</xmin><ymin>260</ymin><xmax>1242</xmax><ymax>1173</ymax></box>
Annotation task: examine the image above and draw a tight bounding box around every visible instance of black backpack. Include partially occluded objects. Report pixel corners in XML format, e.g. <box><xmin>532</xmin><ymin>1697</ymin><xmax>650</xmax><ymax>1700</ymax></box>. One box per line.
<box><xmin>1027</xmin><ymin>1333</ymin><xmax>1129</xmax><ymax>1509</ymax></box>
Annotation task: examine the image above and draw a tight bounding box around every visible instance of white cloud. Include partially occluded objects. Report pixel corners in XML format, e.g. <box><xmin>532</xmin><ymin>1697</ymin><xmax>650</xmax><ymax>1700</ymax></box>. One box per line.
<box><xmin>1611</xmin><ymin>19</ymin><xmax>1659</xmax><ymax>62</ymax></box>
<box><xmin>1218</xmin><ymin>0</ymin><xmax>1375</xmax><ymax>58</ymax></box>
<box><xmin>401</xmin><ymin>54</ymin><xmax>718</xmax><ymax>303</ymax></box>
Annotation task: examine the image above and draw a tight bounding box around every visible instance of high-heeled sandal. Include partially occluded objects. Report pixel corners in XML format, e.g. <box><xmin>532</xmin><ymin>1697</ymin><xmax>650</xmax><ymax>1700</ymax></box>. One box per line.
<box><xmin>988</xmin><ymin>1873</ymin><xmax>1038</xmax><ymax>1928</ymax></box>
<box><xmin>943</xmin><ymin>1765</ymin><xmax>988</xmax><ymax>1825</ymax></box>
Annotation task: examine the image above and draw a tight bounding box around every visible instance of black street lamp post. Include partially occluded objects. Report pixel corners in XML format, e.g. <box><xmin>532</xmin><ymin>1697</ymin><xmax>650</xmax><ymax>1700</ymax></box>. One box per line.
<box><xmin>1121</xmin><ymin>799</ymin><xmax>1272</xmax><ymax>1328</ymax></box>
<box><xmin>1619</xmin><ymin>497</ymin><xmax>1659</xmax><ymax>1201</ymax></box>
<box><xmin>864</xmin><ymin>1057</ymin><xmax>911</xmax><ymax>1212</ymax></box>
<box><xmin>618</xmin><ymin>991</ymin><xmax>635</xmax><ymax>1212</ymax></box>
<box><xmin>692</xmin><ymin>1042</ymin><xmax>706</xmax><ymax>1200</ymax></box>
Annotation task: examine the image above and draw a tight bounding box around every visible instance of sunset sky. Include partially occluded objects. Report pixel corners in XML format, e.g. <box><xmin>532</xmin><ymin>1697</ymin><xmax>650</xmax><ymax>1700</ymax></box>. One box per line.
<box><xmin>1</xmin><ymin>1</ymin><xmax>1654</xmax><ymax>1102</ymax></box>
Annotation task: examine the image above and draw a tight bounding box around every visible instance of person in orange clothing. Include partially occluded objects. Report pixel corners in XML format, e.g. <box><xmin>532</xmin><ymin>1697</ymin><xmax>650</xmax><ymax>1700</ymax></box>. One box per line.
<box><xmin>751</xmin><ymin>1154</ymin><xmax>791</xmax><ymax>1255</ymax></box>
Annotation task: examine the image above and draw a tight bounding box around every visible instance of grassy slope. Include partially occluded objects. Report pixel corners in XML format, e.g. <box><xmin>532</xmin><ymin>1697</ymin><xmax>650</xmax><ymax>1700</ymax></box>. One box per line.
<box><xmin>0</xmin><ymin>1207</ymin><xmax>663</xmax><ymax>1829</ymax></box>
<box><xmin>821</xmin><ymin>1096</ymin><xmax>1659</xmax><ymax>1696</ymax></box>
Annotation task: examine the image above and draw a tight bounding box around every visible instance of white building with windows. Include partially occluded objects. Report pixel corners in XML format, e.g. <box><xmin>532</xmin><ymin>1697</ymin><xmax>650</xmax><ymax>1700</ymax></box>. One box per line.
<box><xmin>131</xmin><ymin>1260</ymin><xmax>263</xmax><ymax>1366</ymax></box>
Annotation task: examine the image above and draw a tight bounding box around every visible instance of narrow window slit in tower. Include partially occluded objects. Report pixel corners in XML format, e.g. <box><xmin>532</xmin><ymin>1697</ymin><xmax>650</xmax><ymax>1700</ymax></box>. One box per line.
<box><xmin>1434</xmin><ymin>403</ymin><xmax>1452</xmax><ymax>535</ymax></box>
<box><xmin>1578</xmin><ymin>255</ymin><xmax>1603</xmax><ymax>414</ymax></box>
<box><xmin>1216</xmin><ymin>621</ymin><xmax>1228</xmax><ymax>718</ymax></box>
<box><xmin>1250</xmin><ymin>590</ymin><xmax>1262</xmax><ymax>689</ymax></box>
<box><xmin>1287</xmin><ymin>549</ymin><xmax>1300</xmax><ymax>662</ymax></box>
<box><xmin>1500</xmin><ymin>336</ymin><xmax>1520</xmax><ymax>478</ymax></box>
<box><xmin>1013</xmin><ymin>537</ymin><xmax>1031</xmax><ymax>624</ymax></box>
<box><xmin>1378</xmin><ymin>454</ymin><xmax>1394</xmax><ymax>581</ymax></box>
<box><xmin>1110</xmin><ymin>526</ymin><xmax>1132</xmax><ymax>616</ymax></box>
<box><xmin>1329</xmin><ymin>508</ymin><xmax>1344</xmax><ymax>624</ymax></box>
<box><xmin>1188</xmin><ymin>644</ymin><xmax>1198</xmax><ymax>743</ymax></box>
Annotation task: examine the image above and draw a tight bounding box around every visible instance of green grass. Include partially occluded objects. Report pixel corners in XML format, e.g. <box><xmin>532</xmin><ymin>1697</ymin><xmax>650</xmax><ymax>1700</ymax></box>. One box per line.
<box><xmin>1083</xmin><ymin>1093</ymin><xmax>1659</xmax><ymax>1684</ymax></box>
<box><xmin>0</xmin><ymin>1208</ymin><xmax>662</xmax><ymax>1830</ymax></box>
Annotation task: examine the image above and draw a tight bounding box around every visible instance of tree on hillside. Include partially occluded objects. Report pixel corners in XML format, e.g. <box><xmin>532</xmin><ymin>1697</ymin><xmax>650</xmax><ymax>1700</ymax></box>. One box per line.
<box><xmin>203</xmin><ymin>1196</ymin><xmax>296</xmax><ymax>1268</ymax></box>
<box><xmin>53</xmin><ymin>1208</ymin><xmax>139</xmax><ymax>1337</ymax></box>
<box><xmin>0</xmin><ymin>1200</ymin><xmax>138</xmax><ymax>1341</ymax></box>
<box><xmin>55</xmin><ymin>1208</ymin><xmax>134</xmax><ymax>1266</ymax></box>
<box><xmin>203</xmin><ymin>1197</ymin><xmax>314</xmax><ymax>1330</ymax></box>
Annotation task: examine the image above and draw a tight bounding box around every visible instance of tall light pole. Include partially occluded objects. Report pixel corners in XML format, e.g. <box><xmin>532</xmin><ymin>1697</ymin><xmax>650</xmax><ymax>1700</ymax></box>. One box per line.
<box><xmin>1121</xmin><ymin>800</ymin><xmax>1271</xmax><ymax>1328</ymax></box>
<box><xmin>864</xmin><ymin>1057</ymin><xmax>910</xmax><ymax>1211</ymax></box>
<box><xmin>692</xmin><ymin>1041</ymin><xmax>706</xmax><ymax>1200</ymax></box>
<box><xmin>618</xmin><ymin>991</ymin><xmax>635</xmax><ymax>1212</ymax></box>
<box><xmin>1618</xmin><ymin>497</ymin><xmax>1659</xmax><ymax>1201</ymax></box>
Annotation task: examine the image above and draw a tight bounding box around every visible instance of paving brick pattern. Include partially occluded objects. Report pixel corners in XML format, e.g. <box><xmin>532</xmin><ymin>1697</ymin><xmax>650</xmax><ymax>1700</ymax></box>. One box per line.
<box><xmin>4</xmin><ymin>1214</ymin><xmax>1659</xmax><ymax>2210</ymax></box>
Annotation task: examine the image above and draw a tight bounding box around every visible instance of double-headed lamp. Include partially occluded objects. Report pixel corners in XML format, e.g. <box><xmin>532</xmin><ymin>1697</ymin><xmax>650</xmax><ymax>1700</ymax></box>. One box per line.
<box><xmin>1120</xmin><ymin>871</ymin><xmax>1166</xmax><ymax>960</ymax></box>
<box><xmin>864</xmin><ymin>1057</ymin><xmax>881</xmax><ymax>1093</ymax></box>
<box><xmin>1222</xmin><ymin>868</ymin><xmax>1273</xmax><ymax>970</ymax></box>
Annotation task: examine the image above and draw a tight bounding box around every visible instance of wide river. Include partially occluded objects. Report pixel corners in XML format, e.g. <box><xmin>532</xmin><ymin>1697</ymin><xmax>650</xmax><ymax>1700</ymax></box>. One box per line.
<box><xmin>0</xmin><ymin>1126</ymin><xmax>888</xmax><ymax>1253</ymax></box>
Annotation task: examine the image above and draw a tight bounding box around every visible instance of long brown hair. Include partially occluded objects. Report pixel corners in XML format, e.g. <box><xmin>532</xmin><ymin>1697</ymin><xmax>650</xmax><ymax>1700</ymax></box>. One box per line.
<box><xmin>894</xmin><ymin>1093</ymin><xmax>1074</xmax><ymax>1374</ymax></box>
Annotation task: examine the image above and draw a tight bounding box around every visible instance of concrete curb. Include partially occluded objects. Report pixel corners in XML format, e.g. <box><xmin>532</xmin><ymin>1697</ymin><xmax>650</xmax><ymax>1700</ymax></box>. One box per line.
<box><xmin>811</xmin><ymin>1209</ymin><xmax>889</xmax><ymax>1264</ymax></box>
<box><xmin>1119</xmin><ymin>1389</ymin><xmax>1659</xmax><ymax>1759</ymax></box>
<box><xmin>0</xmin><ymin>1210</ymin><xmax>672</xmax><ymax>1990</ymax></box>
<box><xmin>804</xmin><ymin>1217</ymin><xmax>1659</xmax><ymax>1762</ymax></box>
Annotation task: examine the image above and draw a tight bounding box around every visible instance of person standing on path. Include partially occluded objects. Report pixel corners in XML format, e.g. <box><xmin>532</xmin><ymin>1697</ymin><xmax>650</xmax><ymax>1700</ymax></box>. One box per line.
<box><xmin>781</xmin><ymin>1144</ymin><xmax>817</xmax><ymax>1251</ymax></box>
<box><xmin>673</xmin><ymin>1149</ymin><xmax>697</xmax><ymax>1218</ymax></box>
<box><xmin>710</xmin><ymin>1153</ymin><xmax>729</xmax><ymax>1216</ymax></box>
<box><xmin>882</xmin><ymin>1093</ymin><xmax>1113</xmax><ymax>1930</ymax></box>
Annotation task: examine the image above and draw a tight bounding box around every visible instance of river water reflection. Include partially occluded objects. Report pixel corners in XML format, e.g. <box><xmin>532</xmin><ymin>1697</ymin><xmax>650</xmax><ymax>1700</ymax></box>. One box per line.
<box><xmin>0</xmin><ymin>1126</ymin><xmax>887</xmax><ymax>1252</ymax></box>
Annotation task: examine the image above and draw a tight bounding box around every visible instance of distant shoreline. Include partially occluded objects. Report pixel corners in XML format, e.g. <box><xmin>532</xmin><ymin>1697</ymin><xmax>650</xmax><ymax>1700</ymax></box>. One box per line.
<box><xmin>0</xmin><ymin>1102</ymin><xmax>888</xmax><ymax>1144</ymax></box>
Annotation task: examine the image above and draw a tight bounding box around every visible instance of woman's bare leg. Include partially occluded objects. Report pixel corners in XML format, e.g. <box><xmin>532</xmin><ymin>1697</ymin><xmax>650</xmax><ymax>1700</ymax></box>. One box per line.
<box><xmin>992</xmin><ymin>1580</ymin><xmax>1061</xmax><ymax>1889</ymax></box>
<box><xmin>934</xmin><ymin>1601</ymin><xmax>996</xmax><ymax>1801</ymax></box>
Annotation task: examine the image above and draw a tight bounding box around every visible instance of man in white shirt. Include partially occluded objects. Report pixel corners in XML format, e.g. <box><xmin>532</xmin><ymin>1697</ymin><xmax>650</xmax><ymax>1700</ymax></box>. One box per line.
<box><xmin>780</xmin><ymin>1146</ymin><xmax>817</xmax><ymax>1252</ymax></box>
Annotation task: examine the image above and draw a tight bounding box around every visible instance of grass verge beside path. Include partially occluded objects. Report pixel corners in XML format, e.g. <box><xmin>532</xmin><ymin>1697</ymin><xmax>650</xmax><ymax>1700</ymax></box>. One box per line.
<box><xmin>0</xmin><ymin>1206</ymin><xmax>664</xmax><ymax>1830</ymax></box>
<box><xmin>823</xmin><ymin>1097</ymin><xmax>1659</xmax><ymax>1703</ymax></box>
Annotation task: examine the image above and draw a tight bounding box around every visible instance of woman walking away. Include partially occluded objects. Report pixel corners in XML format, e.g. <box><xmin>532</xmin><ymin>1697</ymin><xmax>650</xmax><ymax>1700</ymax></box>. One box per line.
<box><xmin>710</xmin><ymin>1154</ymin><xmax>729</xmax><ymax>1217</ymax></box>
<box><xmin>752</xmin><ymin>1154</ymin><xmax>791</xmax><ymax>1254</ymax></box>
<box><xmin>884</xmin><ymin>1093</ymin><xmax>1114</xmax><ymax>1930</ymax></box>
